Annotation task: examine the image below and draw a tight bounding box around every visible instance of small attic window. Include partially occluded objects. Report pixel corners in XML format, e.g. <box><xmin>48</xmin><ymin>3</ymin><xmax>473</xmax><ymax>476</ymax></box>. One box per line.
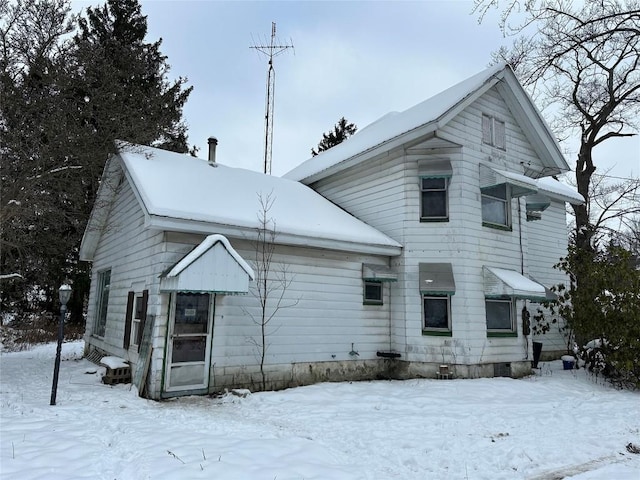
<box><xmin>482</xmin><ymin>114</ymin><xmax>506</xmax><ymax>150</ymax></box>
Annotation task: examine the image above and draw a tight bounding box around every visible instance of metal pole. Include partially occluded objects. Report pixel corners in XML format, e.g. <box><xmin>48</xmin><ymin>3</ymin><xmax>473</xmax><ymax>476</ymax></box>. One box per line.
<box><xmin>50</xmin><ymin>303</ymin><xmax>66</xmax><ymax>406</ymax></box>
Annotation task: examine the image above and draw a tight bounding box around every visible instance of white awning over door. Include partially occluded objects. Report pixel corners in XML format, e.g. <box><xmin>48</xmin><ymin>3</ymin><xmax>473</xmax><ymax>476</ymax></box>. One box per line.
<box><xmin>160</xmin><ymin>234</ymin><xmax>254</xmax><ymax>294</ymax></box>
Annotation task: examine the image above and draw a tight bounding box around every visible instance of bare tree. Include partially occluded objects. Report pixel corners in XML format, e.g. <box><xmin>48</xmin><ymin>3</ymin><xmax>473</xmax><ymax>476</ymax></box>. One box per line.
<box><xmin>475</xmin><ymin>0</ymin><xmax>640</xmax><ymax>251</ymax></box>
<box><xmin>243</xmin><ymin>193</ymin><xmax>298</xmax><ymax>391</ymax></box>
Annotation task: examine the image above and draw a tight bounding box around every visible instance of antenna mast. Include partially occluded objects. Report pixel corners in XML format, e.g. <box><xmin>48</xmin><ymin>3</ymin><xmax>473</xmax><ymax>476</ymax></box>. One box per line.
<box><xmin>250</xmin><ymin>22</ymin><xmax>294</xmax><ymax>174</ymax></box>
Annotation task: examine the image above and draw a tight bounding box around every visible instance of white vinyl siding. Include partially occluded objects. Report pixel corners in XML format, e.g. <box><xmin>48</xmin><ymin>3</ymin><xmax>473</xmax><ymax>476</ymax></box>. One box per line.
<box><xmin>85</xmin><ymin>174</ymin><xmax>165</xmax><ymax>366</ymax></box>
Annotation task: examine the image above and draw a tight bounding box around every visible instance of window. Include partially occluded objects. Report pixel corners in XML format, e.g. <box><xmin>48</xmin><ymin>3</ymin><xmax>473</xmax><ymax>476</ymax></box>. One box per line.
<box><xmin>482</xmin><ymin>114</ymin><xmax>506</xmax><ymax>149</ymax></box>
<box><xmin>423</xmin><ymin>295</ymin><xmax>451</xmax><ymax>334</ymax></box>
<box><xmin>420</xmin><ymin>177</ymin><xmax>449</xmax><ymax>221</ymax></box>
<box><xmin>363</xmin><ymin>281</ymin><xmax>383</xmax><ymax>305</ymax></box>
<box><xmin>485</xmin><ymin>298</ymin><xmax>515</xmax><ymax>336</ymax></box>
<box><xmin>94</xmin><ymin>269</ymin><xmax>111</xmax><ymax>337</ymax></box>
<box><xmin>481</xmin><ymin>184</ymin><xmax>510</xmax><ymax>227</ymax></box>
<box><xmin>130</xmin><ymin>294</ymin><xmax>144</xmax><ymax>347</ymax></box>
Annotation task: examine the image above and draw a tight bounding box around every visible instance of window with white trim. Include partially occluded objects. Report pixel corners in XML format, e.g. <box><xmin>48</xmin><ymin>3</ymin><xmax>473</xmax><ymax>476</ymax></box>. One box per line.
<box><xmin>363</xmin><ymin>281</ymin><xmax>383</xmax><ymax>305</ymax></box>
<box><xmin>481</xmin><ymin>184</ymin><xmax>510</xmax><ymax>227</ymax></box>
<box><xmin>420</xmin><ymin>177</ymin><xmax>449</xmax><ymax>221</ymax></box>
<box><xmin>423</xmin><ymin>295</ymin><xmax>451</xmax><ymax>334</ymax></box>
<box><xmin>485</xmin><ymin>298</ymin><xmax>515</xmax><ymax>335</ymax></box>
<box><xmin>482</xmin><ymin>114</ymin><xmax>506</xmax><ymax>149</ymax></box>
<box><xmin>94</xmin><ymin>269</ymin><xmax>111</xmax><ymax>337</ymax></box>
<box><xmin>130</xmin><ymin>294</ymin><xmax>144</xmax><ymax>347</ymax></box>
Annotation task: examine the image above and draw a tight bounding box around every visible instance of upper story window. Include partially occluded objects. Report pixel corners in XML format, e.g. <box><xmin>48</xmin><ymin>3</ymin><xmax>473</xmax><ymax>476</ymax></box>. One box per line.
<box><xmin>481</xmin><ymin>184</ymin><xmax>510</xmax><ymax>228</ymax></box>
<box><xmin>94</xmin><ymin>268</ymin><xmax>111</xmax><ymax>337</ymax></box>
<box><xmin>420</xmin><ymin>177</ymin><xmax>449</xmax><ymax>221</ymax></box>
<box><xmin>418</xmin><ymin>159</ymin><xmax>452</xmax><ymax>222</ymax></box>
<box><xmin>482</xmin><ymin>114</ymin><xmax>506</xmax><ymax>150</ymax></box>
<box><xmin>479</xmin><ymin>164</ymin><xmax>538</xmax><ymax>231</ymax></box>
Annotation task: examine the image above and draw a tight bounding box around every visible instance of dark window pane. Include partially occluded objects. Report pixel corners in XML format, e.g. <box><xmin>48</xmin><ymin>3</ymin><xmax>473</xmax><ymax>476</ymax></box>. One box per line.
<box><xmin>424</xmin><ymin>297</ymin><xmax>449</xmax><ymax>329</ymax></box>
<box><xmin>421</xmin><ymin>177</ymin><xmax>446</xmax><ymax>190</ymax></box>
<box><xmin>171</xmin><ymin>337</ymin><xmax>206</xmax><ymax>363</ymax></box>
<box><xmin>486</xmin><ymin>300</ymin><xmax>512</xmax><ymax>330</ymax></box>
<box><xmin>175</xmin><ymin>293</ymin><xmax>210</xmax><ymax>334</ymax></box>
<box><xmin>422</xmin><ymin>191</ymin><xmax>447</xmax><ymax>217</ymax></box>
<box><xmin>364</xmin><ymin>282</ymin><xmax>382</xmax><ymax>302</ymax></box>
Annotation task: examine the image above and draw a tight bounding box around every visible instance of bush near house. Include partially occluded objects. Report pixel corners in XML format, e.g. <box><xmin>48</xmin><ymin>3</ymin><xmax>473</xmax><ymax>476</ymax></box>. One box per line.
<box><xmin>535</xmin><ymin>244</ymin><xmax>640</xmax><ymax>388</ymax></box>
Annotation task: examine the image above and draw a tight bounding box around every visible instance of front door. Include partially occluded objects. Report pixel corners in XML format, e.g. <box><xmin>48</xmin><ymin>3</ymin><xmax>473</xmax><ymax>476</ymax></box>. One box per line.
<box><xmin>165</xmin><ymin>292</ymin><xmax>213</xmax><ymax>392</ymax></box>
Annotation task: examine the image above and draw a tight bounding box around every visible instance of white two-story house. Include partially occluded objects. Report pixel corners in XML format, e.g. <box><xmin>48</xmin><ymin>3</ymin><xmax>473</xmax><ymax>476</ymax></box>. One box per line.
<box><xmin>80</xmin><ymin>63</ymin><xmax>583</xmax><ymax>399</ymax></box>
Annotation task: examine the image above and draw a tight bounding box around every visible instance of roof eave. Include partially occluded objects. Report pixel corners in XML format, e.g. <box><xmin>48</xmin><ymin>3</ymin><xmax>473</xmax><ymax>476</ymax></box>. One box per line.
<box><xmin>297</xmin><ymin>76</ymin><xmax>504</xmax><ymax>185</ymax></box>
<box><xmin>79</xmin><ymin>154</ymin><xmax>123</xmax><ymax>261</ymax></box>
<box><xmin>495</xmin><ymin>70</ymin><xmax>570</xmax><ymax>174</ymax></box>
<box><xmin>147</xmin><ymin>215</ymin><xmax>402</xmax><ymax>257</ymax></box>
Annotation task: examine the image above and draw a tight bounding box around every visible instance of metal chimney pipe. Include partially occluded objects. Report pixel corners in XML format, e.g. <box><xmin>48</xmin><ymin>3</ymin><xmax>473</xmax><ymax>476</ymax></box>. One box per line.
<box><xmin>207</xmin><ymin>137</ymin><xmax>218</xmax><ymax>166</ymax></box>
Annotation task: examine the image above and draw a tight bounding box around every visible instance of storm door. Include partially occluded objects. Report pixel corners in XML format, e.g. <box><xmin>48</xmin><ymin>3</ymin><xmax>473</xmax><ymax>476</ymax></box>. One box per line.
<box><xmin>165</xmin><ymin>293</ymin><xmax>213</xmax><ymax>392</ymax></box>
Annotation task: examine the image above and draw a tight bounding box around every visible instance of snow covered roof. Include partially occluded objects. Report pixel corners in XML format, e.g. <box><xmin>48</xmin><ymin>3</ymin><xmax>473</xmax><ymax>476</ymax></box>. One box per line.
<box><xmin>536</xmin><ymin>177</ymin><xmax>585</xmax><ymax>205</ymax></box>
<box><xmin>79</xmin><ymin>144</ymin><xmax>402</xmax><ymax>259</ymax></box>
<box><xmin>284</xmin><ymin>64</ymin><xmax>569</xmax><ymax>184</ymax></box>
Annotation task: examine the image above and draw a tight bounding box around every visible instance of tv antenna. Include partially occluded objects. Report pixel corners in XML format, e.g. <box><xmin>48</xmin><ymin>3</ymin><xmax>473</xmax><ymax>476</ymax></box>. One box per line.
<box><xmin>250</xmin><ymin>22</ymin><xmax>294</xmax><ymax>175</ymax></box>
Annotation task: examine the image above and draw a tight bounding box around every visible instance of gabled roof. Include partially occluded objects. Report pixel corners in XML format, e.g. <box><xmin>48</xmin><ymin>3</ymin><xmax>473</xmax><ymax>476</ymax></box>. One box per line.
<box><xmin>284</xmin><ymin>64</ymin><xmax>569</xmax><ymax>184</ymax></box>
<box><xmin>79</xmin><ymin>143</ymin><xmax>402</xmax><ymax>261</ymax></box>
<box><xmin>160</xmin><ymin>234</ymin><xmax>254</xmax><ymax>293</ymax></box>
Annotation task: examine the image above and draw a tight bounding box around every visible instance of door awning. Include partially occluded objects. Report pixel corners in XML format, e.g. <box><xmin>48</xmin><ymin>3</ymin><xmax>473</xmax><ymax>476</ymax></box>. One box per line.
<box><xmin>362</xmin><ymin>263</ymin><xmax>397</xmax><ymax>282</ymax></box>
<box><xmin>479</xmin><ymin>164</ymin><xmax>538</xmax><ymax>197</ymax></box>
<box><xmin>160</xmin><ymin>234</ymin><xmax>254</xmax><ymax>294</ymax></box>
<box><xmin>419</xmin><ymin>263</ymin><xmax>455</xmax><ymax>294</ymax></box>
<box><xmin>483</xmin><ymin>266</ymin><xmax>546</xmax><ymax>301</ymax></box>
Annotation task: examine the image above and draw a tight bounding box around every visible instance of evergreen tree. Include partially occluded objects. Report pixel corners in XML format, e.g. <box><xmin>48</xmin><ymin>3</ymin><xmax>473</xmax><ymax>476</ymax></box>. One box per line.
<box><xmin>311</xmin><ymin>117</ymin><xmax>357</xmax><ymax>156</ymax></box>
<box><xmin>0</xmin><ymin>0</ymin><xmax>193</xmax><ymax>323</ymax></box>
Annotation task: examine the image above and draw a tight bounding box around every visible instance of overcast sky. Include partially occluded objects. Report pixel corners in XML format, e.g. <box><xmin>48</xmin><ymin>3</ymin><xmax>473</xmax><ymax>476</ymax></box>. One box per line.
<box><xmin>74</xmin><ymin>0</ymin><xmax>639</xmax><ymax>179</ymax></box>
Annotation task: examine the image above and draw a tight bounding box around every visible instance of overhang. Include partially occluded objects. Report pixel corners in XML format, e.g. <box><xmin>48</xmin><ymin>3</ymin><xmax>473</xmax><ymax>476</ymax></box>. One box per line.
<box><xmin>160</xmin><ymin>234</ymin><xmax>254</xmax><ymax>294</ymax></box>
<box><xmin>479</xmin><ymin>164</ymin><xmax>538</xmax><ymax>198</ymax></box>
<box><xmin>362</xmin><ymin>263</ymin><xmax>397</xmax><ymax>282</ymax></box>
<box><xmin>483</xmin><ymin>266</ymin><xmax>546</xmax><ymax>301</ymax></box>
<box><xmin>419</xmin><ymin>263</ymin><xmax>456</xmax><ymax>294</ymax></box>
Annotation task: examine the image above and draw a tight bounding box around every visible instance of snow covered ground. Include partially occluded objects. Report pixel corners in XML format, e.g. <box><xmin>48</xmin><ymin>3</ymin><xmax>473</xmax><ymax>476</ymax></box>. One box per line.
<box><xmin>1</xmin><ymin>341</ymin><xmax>638</xmax><ymax>480</ymax></box>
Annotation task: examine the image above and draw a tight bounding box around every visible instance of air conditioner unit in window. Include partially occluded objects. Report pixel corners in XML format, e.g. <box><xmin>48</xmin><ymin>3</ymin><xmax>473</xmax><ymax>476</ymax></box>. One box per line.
<box><xmin>526</xmin><ymin>211</ymin><xmax>543</xmax><ymax>221</ymax></box>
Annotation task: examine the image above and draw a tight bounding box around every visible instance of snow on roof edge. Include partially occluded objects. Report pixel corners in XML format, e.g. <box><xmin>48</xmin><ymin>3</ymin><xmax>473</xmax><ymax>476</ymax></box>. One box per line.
<box><xmin>283</xmin><ymin>63</ymin><xmax>507</xmax><ymax>183</ymax></box>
